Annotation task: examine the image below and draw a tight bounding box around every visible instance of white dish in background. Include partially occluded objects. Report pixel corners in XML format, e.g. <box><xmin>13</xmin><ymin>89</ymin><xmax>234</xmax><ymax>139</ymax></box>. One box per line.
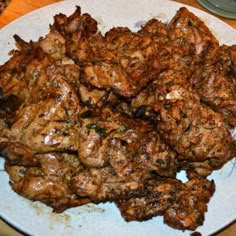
<box><xmin>208</xmin><ymin>0</ymin><xmax>236</xmax><ymax>12</ymax></box>
<box><xmin>0</xmin><ymin>0</ymin><xmax>236</xmax><ymax>235</ymax></box>
<box><xmin>197</xmin><ymin>0</ymin><xmax>236</xmax><ymax>19</ymax></box>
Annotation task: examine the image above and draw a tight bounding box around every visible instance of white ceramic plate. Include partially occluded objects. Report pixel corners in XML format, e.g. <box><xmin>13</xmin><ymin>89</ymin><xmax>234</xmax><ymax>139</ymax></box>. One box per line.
<box><xmin>0</xmin><ymin>0</ymin><xmax>236</xmax><ymax>235</ymax></box>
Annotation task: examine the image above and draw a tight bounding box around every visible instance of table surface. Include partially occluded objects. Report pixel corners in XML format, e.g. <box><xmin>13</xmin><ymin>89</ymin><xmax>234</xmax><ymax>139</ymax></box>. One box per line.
<box><xmin>0</xmin><ymin>0</ymin><xmax>235</xmax><ymax>235</ymax></box>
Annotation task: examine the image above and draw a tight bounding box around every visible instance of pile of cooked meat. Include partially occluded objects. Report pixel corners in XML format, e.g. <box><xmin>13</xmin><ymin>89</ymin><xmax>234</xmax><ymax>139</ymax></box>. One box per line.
<box><xmin>0</xmin><ymin>6</ymin><xmax>235</xmax><ymax>231</ymax></box>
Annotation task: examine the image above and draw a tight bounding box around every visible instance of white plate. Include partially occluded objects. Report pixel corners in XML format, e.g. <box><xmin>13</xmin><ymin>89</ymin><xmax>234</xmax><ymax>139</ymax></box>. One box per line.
<box><xmin>0</xmin><ymin>0</ymin><xmax>236</xmax><ymax>235</ymax></box>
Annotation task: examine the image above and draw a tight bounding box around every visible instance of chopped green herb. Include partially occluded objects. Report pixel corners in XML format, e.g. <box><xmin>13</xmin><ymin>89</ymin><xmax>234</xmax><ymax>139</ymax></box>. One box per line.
<box><xmin>86</xmin><ymin>123</ymin><xmax>108</xmax><ymax>138</ymax></box>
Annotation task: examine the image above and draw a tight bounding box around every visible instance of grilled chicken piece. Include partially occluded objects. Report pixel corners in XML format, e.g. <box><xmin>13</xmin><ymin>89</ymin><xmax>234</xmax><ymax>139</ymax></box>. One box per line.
<box><xmin>164</xmin><ymin>178</ymin><xmax>215</xmax><ymax>230</ymax></box>
<box><xmin>5</xmin><ymin>153</ymin><xmax>90</xmax><ymax>212</ymax></box>
<box><xmin>117</xmin><ymin>178</ymin><xmax>215</xmax><ymax>230</ymax></box>
<box><xmin>0</xmin><ymin>47</ymin><xmax>81</xmax><ymax>153</ymax></box>
<box><xmin>116</xmin><ymin>178</ymin><xmax>182</xmax><ymax>221</ymax></box>
<box><xmin>82</xmin><ymin>27</ymin><xmax>162</xmax><ymax>97</ymax></box>
<box><xmin>72</xmin><ymin>109</ymin><xmax>177</xmax><ymax>202</ymax></box>
<box><xmin>53</xmin><ymin>8</ymin><xmax>163</xmax><ymax>98</ymax></box>
<box><xmin>156</xmin><ymin>85</ymin><xmax>235</xmax><ymax>176</ymax></box>
<box><xmin>191</xmin><ymin>45</ymin><xmax>236</xmax><ymax>127</ymax></box>
<box><xmin>78</xmin><ymin>108</ymin><xmax>177</xmax><ymax>177</ymax></box>
<box><xmin>18</xmin><ymin>46</ymin><xmax>80</xmax><ymax>104</ymax></box>
<box><xmin>51</xmin><ymin>6</ymin><xmax>98</xmax><ymax>39</ymax></box>
<box><xmin>83</xmin><ymin>61</ymin><xmax>138</xmax><ymax>97</ymax></box>
<box><xmin>0</xmin><ymin>36</ymin><xmax>79</xmax><ymax>100</ymax></box>
<box><xmin>0</xmin><ymin>76</ymin><xmax>80</xmax><ymax>153</ymax></box>
<box><xmin>83</xmin><ymin>33</ymin><xmax>190</xmax><ymax>98</ymax></box>
<box><xmin>168</xmin><ymin>7</ymin><xmax>219</xmax><ymax>62</ymax></box>
<box><xmin>50</xmin><ymin>6</ymin><xmax>99</xmax><ymax>64</ymax></box>
<box><xmin>130</xmin><ymin>31</ymin><xmax>196</xmax><ymax>119</ymax></box>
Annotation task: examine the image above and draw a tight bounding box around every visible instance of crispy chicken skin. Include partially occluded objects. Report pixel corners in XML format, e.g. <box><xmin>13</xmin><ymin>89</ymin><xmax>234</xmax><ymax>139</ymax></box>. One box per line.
<box><xmin>0</xmin><ymin>6</ymin><xmax>235</xmax><ymax>232</ymax></box>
